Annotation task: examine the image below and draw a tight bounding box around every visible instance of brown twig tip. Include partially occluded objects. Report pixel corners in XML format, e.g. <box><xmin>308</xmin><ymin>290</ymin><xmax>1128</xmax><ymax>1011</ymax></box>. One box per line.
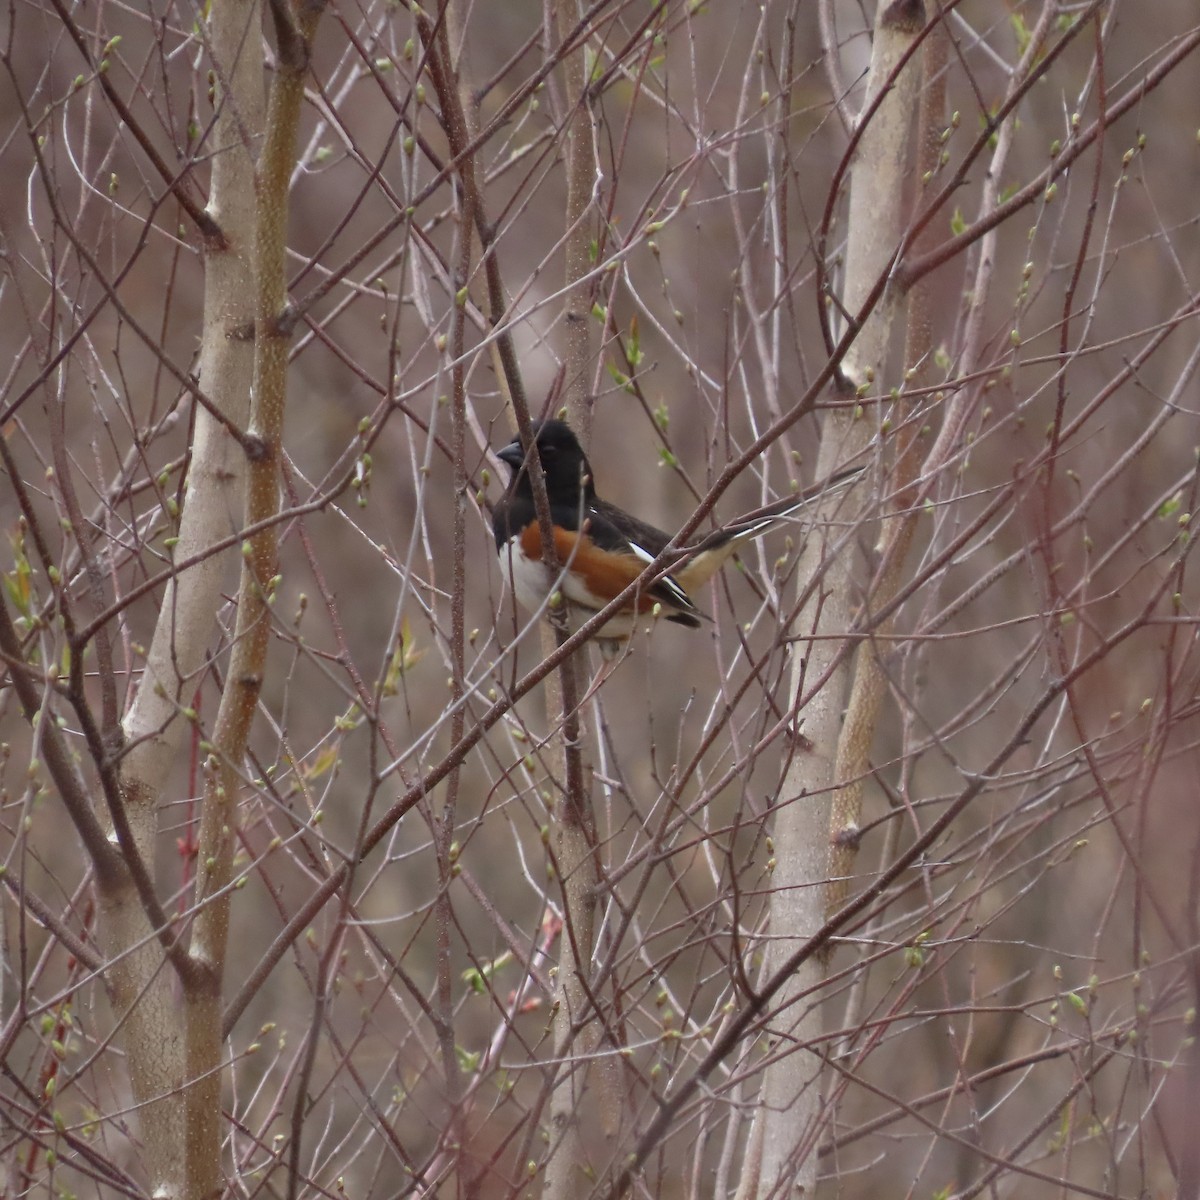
<box><xmin>194</xmin><ymin>210</ymin><xmax>228</xmax><ymax>247</ymax></box>
<box><xmin>242</xmin><ymin>433</ymin><xmax>273</xmax><ymax>463</ymax></box>
<box><xmin>881</xmin><ymin>0</ymin><xmax>927</xmax><ymax>33</ymax></box>
<box><xmin>785</xmin><ymin>728</ymin><xmax>815</xmax><ymax>753</ymax></box>
<box><xmin>831</xmin><ymin>823</ymin><xmax>862</xmax><ymax>851</ymax></box>
<box><xmin>102</xmin><ymin>725</ymin><xmax>127</xmax><ymax>759</ymax></box>
<box><xmin>274</xmin><ymin>303</ymin><xmax>301</xmax><ymax>338</ymax></box>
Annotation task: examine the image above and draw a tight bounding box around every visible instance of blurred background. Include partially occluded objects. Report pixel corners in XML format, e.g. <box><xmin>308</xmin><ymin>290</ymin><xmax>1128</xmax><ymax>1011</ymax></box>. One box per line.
<box><xmin>1</xmin><ymin>0</ymin><xmax>1200</xmax><ymax>1196</ymax></box>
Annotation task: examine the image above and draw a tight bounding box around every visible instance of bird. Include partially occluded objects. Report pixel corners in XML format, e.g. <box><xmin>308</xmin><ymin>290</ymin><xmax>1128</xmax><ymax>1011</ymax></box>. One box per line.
<box><xmin>492</xmin><ymin>419</ymin><xmax>862</xmax><ymax>663</ymax></box>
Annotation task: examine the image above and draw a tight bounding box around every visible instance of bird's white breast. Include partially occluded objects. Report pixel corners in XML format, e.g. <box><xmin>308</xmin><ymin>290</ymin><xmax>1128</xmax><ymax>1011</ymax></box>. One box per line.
<box><xmin>496</xmin><ymin>538</ymin><xmax>639</xmax><ymax>642</ymax></box>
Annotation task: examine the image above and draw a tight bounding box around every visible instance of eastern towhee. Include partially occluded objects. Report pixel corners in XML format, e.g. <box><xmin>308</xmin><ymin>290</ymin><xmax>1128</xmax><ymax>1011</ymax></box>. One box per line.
<box><xmin>493</xmin><ymin>419</ymin><xmax>863</xmax><ymax>659</ymax></box>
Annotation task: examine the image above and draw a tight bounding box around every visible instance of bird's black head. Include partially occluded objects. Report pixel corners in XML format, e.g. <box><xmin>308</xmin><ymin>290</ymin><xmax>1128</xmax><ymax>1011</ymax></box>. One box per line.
<box><xmin>496</xmin><ymin>419</ymin><xmax>594</xmax><ymax>505</ymax></box>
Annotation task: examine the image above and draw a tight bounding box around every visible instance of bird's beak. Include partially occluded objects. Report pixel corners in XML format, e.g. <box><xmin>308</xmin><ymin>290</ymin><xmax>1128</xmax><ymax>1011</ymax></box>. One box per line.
<box><xmin>497</xmin><ymin>439</ymin><xmax>526</xmax><ymax>469</ymax></box>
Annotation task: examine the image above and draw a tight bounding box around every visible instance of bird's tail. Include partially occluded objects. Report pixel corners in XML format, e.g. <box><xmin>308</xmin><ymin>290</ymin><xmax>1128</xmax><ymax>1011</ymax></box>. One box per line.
<box><xmin>667</xmin><ymin>462</ymin><xmax>865</xmax><ymax>593</ymax></box>
<box><xmin>685</xmin><ymin>462</ymin><xmax>865</xmax><ymax>555</ymax></box>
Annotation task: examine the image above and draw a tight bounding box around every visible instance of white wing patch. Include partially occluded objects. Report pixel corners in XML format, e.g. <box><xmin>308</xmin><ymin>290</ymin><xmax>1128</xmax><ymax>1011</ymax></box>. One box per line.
<box><xmin>627</xmin><ymin>538</ymin><xmax>694</xmax><ymax>611</ymax></box>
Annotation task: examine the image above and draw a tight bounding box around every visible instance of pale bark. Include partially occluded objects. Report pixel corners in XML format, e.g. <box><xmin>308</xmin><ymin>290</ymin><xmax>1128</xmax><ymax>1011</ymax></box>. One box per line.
<box><xmin>540</xmin><ymin>1</ymin><xmax>606</xmax><ymax>1194</ymax></box>
<box><xmin>757</xmin><ymin>3</ymin><xmax>926</xmax><ymax>1195</ymax></box>
<box><xmin>102</xmin><ymin>3</ymin><xmax>264</xmax><ymax>1196</ymax></box>
<box><xmin>826</xmin><ymin>15</ymin><xmax>947</xmax><ymax>916</ymax></box>
<box><xmin>120</xmin><ymin>0</ymin><xmax>262</xmax><ymax>810</ymax></box>
<box><xmin>189</xmin><ymin>7</ymin><xmax>324</xmax><ymax>1200</ymax></box>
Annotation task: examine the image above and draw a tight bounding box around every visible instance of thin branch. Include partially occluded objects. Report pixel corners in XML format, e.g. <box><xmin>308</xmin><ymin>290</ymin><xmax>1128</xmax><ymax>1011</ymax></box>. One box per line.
<box><xmin>45</xmin><ymin>0</ymin><xmax>223</xmax><ymax>244</ymax></box>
